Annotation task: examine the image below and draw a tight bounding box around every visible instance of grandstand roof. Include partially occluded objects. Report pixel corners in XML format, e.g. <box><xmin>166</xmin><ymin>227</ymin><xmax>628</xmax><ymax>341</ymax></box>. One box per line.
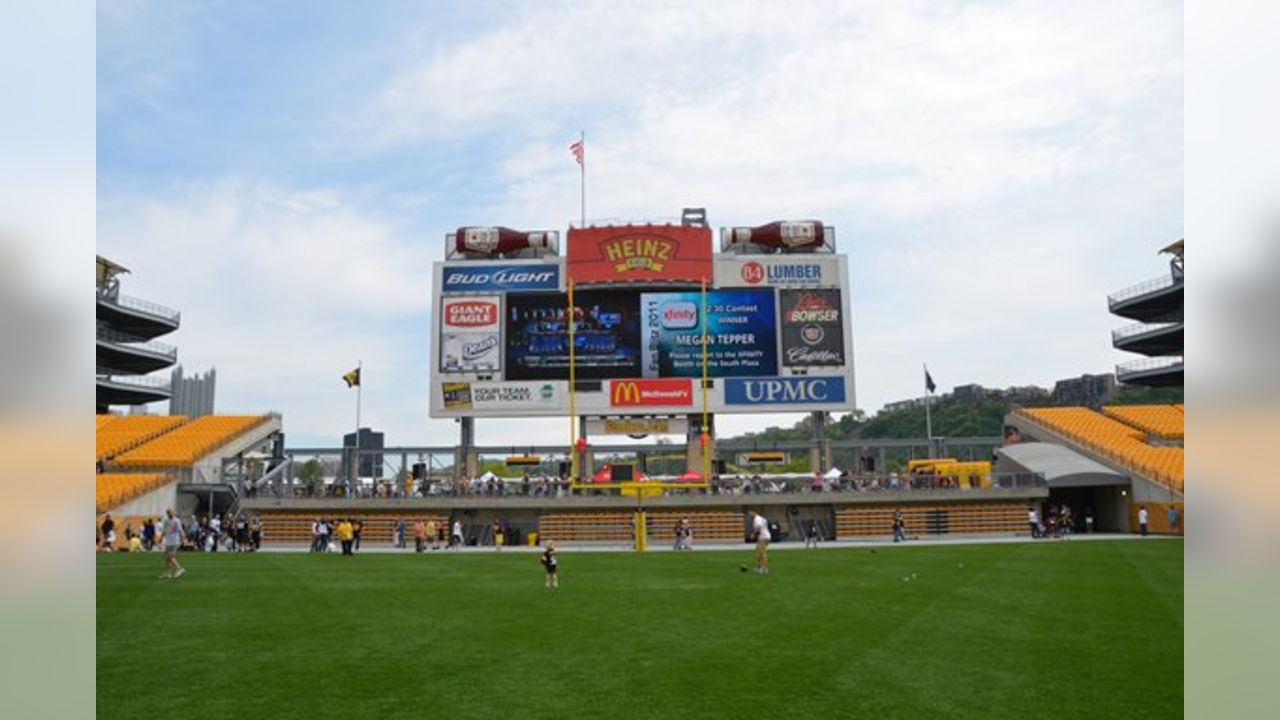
<box><xmin>1159</xmin><ymin>238</ymin><xmax>1184</xmax><ymax>260</ymax></box>
<box><xmin>97</xmin><ymin>255</ymin><xmax>130</xmax><ymax>288</ymax></box>
<box><xmin>997</xmin><ymin>442</ymin><xmax>1129</xmax><ymax>488</ymax></box>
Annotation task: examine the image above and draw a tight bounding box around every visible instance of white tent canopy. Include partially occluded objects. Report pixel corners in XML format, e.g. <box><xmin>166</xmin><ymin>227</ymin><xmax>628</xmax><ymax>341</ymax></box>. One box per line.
<box><xmin>823</xmin><ymin>467</ymin><xmax>842</xmax><ymax>480</ymax></box>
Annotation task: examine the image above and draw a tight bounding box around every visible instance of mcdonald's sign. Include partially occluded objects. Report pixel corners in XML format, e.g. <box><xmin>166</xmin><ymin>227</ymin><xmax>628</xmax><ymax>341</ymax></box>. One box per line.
<box><xmin>609</xmin><ymin>379</ymin><xmax>693</xmax><ymax>407</ymax></box>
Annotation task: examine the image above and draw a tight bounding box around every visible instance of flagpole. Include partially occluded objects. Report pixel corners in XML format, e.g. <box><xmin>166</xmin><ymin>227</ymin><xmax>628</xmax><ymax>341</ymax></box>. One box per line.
<box><xmin>567</xmin><ymin>278</ymin><xmax>578</xmax><ymax>487</ymax></box>
<box><xmin>923</xmin><ymin>363</ymin><xmax>933</xmax><ymax>457</ymax></box>
<box><xmin>353</xmin><ymin>360</ymin><xmax>362</xmax><ymax>490</ymax></box>
<box><xmin>578</xmin><ymin>129</ymin><xmax>586</xmax><ymax>228</ymax></box>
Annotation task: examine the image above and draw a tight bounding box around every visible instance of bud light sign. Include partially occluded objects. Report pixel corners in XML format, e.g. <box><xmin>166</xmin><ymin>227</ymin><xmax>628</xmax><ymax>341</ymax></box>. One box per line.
<box><xmin>724</xmin><ymin>377</ymin><xmax>847</xmax><ymax>406</ymax></box>
<box><xmin>441</xmin><ymin>264</ymin><xmax>560</xmax><ymax>293</ymax></box>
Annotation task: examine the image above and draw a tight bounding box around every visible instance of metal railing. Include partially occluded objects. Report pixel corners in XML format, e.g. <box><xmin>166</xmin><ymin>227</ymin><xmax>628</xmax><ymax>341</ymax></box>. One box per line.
<box><xmin>1116</xmin><ymin>356</ymin><xmax>1183</xmax><ymax>375</ymax></box>
<box><xmin>251</xmin><ymin>471</ymin><xmax>1046</xmax><ymax>500</ymax></box>
<box><xmin>96</xmin><ymin>367</ymin><xmax>172</xmax><ymax>391</ymax></box>
<box><xmin>1111</xmin><ymin>321</ymin><xmax>1180</xmax><ymax>343</ymax></box>
<box><xmin>1108</xmin><ymin>273</ymin><xmax>1181</xmax><ymax>306</ymax></box>
<box><xmin>98</xmin><ymin>291</ymin><xmax>181</xmax><ymax>323</ymax></box>
<box><xmin>96</xmin><ymin>327</ymin><xmax>178</xmax><ymax>358</ymax></box>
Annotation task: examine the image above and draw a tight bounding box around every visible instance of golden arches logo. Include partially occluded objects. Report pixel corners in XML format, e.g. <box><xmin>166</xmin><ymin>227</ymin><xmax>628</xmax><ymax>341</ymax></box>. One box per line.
<box><xmin>612</xmin><ymin>381</ymin><xmax>641</xmax><ymax>405</ymax></box>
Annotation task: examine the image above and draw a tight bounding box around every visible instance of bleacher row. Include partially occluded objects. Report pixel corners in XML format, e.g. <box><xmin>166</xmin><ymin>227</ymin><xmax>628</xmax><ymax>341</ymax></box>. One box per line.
<box><xmin>1101</xmin><ymin>404</ymin><xmax>1184</xmax><ymax>440</ymax></box>
<box><xmin>96</xmin><ymin>414</ymin><xmax>270</xmax><ymax>468</ymax></box>
<box><xmin>96</xmin><ymin>415</ymin><xmax>187</xmax><ymax>461</ymax></box>
<box><xmin>113</xmin><ymin>415</ymin><xmax>269</xmax><ymax>468</ymax></box>
<box><xmin>96</xmin><ymin>473</ymin><xmax>170</xmax><ymax>514</ymax></box>
<box><xmin>835</xmin><ymin>503</ymin><xmax>1027</xmax><ymax>538</ymax></box>
<box><xmin>258</xmin><ymin>514</ymin><xmax>450</xmax><ymax>545</ymax></box>
<box><xmin>1017</xmin><ymin>405</ymin><xmax>1184</xmax><ymax>493</ymax></box>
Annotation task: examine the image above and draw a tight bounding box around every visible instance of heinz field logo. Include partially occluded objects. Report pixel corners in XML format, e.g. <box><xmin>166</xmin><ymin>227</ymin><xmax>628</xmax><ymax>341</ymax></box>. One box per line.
<box><xmin>660</xmin><ymin>301</ymin><xmax>698</xmax><ymax>329</ymax></box>
<box><xmin>602</xmin><ymin>235</ymin><xmax>675</xmax><ymax>273</ymax></box>
<box><xmin>445</xmin><ymin>300</ymin><xmax>498</xmax><ymax>327</ymax></box>
<box><xmin>724</xmin><ymin>377</ymin><xmax>846</xmax><ymax>405</ymax></box>
<box><xmin>611</xmin><ymin>379</ymin><xmax>693</xmax><ymax>407</ymax></box>
<box><xmin>784</xmin><ymin>293</ymin><xmax>839</xmax><ymax>323</ymax></box>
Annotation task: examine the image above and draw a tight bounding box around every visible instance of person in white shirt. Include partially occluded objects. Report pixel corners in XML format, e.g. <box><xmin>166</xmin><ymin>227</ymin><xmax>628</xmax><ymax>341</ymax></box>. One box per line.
<box><xmin>1028</xmin><ymin>507</ymin><xmax>1040</xmax><ymax>538</ymax></box>
<box><xmin>749</xmin><ymin>510</ymin><xmax>771</xmax><ymax>575</ymax></box>
<box><xmin>1138</xmin><ymin>506</ymin><xmax>1149</xmax><ymax>536</ymax></box>
<box><xmin>159</xmin><ymin>509</ymin><xmax>186</xmax><ymax>579</ymax></box>
<box><xmin>451</xmin><ymin>520</ymin><xmax>463</xmax><ymax>549</ymax></box>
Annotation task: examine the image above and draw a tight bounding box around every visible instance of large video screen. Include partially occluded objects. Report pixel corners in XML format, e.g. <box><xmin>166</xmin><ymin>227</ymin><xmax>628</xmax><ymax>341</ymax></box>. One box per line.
<box><xmin>640</xmin><ymin>289</ymin><xmax>777</xmax><ymax>377</ymax></box>
<box><xmin>504</xmin><ymin>291</ymin><xmax>642</xmax><ymax>380</ymax></box>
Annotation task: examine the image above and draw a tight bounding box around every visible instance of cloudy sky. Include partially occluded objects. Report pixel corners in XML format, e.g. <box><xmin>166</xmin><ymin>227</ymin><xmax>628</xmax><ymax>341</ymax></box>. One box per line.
<box><xmin>97</xmin><ymin>0</ymin><xmax>1182</xmax><ymax>448</ymax></box>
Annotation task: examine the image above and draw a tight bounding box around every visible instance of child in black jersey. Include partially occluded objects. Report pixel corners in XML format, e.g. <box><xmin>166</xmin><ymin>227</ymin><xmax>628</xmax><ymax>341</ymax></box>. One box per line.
<box><xmin>540</xmin><ymin>541</ymin><xmax>559</xmax><ymax>588</ymax></box>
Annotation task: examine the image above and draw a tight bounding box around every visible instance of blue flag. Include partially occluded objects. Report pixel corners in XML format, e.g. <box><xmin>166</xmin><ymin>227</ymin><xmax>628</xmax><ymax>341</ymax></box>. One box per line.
<box><xmin>924</xmin><ymin>368</ymin><xmax>936</xmax><ymax>394</ymax></box>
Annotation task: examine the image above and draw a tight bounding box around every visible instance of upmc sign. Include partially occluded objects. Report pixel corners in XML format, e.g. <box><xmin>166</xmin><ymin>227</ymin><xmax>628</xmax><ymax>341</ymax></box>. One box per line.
<box><xmin>610</xmin><ymin>379</ymin><xmax>694</xmax><ymax>407</ymax></box>
<box><xmin>723</xmin><ymin>377</ymin><xmax>847</xmax><ymax>406</ymax></box>
<box><xmin>440</xmin><ymin>264</ymin><xmax>560</xmax><ymax>293</ymax></box>
<box><xmin>568</xmin><ymin>225</ymin><xmax>712</xmax><ymax>284</ymax></box>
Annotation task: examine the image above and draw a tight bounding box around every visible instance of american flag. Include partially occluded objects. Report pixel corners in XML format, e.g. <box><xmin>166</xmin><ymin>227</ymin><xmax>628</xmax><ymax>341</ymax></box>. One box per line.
<box><xmin>569</xmin><ymin>138</ymin><xmax>584</xmax><ymax>166</ymax></box>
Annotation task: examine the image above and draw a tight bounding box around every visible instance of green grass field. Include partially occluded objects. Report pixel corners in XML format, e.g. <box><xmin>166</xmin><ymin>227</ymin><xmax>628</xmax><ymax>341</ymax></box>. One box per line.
<box><xmin>97</xmin><ymin>539</ymin><xmax>1183</xmax><ymax>719</ymax></box>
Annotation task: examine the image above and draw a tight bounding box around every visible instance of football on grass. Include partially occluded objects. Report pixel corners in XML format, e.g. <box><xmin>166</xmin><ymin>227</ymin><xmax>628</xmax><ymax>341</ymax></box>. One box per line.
<box><xmin>738</xmin><ymin>564</ymin><xmax>749</xmax><ymax>572</ymax></box>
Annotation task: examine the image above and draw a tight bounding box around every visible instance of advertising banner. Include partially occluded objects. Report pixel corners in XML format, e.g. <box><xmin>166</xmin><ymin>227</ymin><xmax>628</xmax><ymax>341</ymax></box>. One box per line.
<box><xmin>640</xmin><ymin>289</ymin><xmax>777</xmax><ymax>378</ymax></box>
<box><xmin>779</xmin><ymin>289</ymin><xmax>845</xmax><ymax>367</ymax></box>
<box><xmin>723</xmin><ymin>377</ymin><xmax>847</xmax><ymax>406</ymax></box>
<box><xmin>567</xmin><ymin>225</ymin><xmax>712</xmax><ymax>284</ymax></box>
<box><xmin>439</xmin><ymin>381</ymin><xmax>561</xmax><ymax>411</ymax></box>
<box><xmin>504</xmin><ymin>291</ymin><xmax>641</xmax><ymax>381</ymax></box>
<box><xmin>715</xmin><ymin>255</ymin><xmax>841</xmax><ymax>288</ymax></box>
<box><xmin>609</xmin><ymin>379</ymin><xmax>694</xmax><ymax>407</ymax></box>
<box><xmin>586</xmin><ymin>417</ymin><xmax>690</xmax><ymax>435</ymax></box>
<box><xmin>439</xmin><ymin>296</ymin><xmax>501</xmax><ymax>373</ymax></box>
<box><xmin>440</xmin><ymin>263</ymin><xmax>560</xmax><ymax>293</ymax></box>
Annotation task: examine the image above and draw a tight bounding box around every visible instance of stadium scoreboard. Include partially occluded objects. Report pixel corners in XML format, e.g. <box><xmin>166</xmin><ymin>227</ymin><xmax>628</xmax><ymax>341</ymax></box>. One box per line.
<box><xmin>429</xmin><ymin>223</ymin><xmax>855</xmax><ymax>418</ymax></box>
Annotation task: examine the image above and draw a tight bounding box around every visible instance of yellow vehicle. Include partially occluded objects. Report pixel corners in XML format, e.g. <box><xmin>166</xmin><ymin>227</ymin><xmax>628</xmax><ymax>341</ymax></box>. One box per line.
<box><xmin>907</xmin><ymin>458</ymin><xmax>990</xmax><ymax>489</ymax></box>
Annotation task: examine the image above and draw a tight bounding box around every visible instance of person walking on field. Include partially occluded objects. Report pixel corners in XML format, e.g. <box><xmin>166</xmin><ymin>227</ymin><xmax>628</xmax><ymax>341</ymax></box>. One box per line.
<box><xmin>749</xmin><ymin>510</ymin><xmax>771</xmax><ymax>575</ymax></box>
<box><xmin>540</xmin><ymin>541</ymin><xmax>559</xmax><ymax>588</ymax></box>
<box><xmin>1138</xmin><ymin>506</ymin><xmax>1149</xmax><ymax>536</ymax></box>
<box><xmin>159</xmin><ymin>509</ymin><xmax>186</xmax><ymax>580</ymax></box>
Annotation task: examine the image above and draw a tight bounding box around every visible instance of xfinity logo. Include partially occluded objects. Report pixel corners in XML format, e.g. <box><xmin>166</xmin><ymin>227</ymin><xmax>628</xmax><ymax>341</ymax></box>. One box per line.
<box><xmin>724</xmin><ymin>377</ymin><xmax>846</xmax><ymax>405</ymax></box>
<box><xmin>661</xmin><ymin>301</ymin><xmax>698</xmax><ymax>329</ymax></box>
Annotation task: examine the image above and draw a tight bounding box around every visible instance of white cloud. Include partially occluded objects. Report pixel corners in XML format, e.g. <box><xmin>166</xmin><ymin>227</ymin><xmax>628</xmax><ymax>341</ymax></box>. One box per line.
<box><xmin>98</xmin><ymin>180</ymin><xmax>451</xmax><ymax>445</ymax></box>
<box><xmin>98</xmin><ymin>0</ymin><xmax>1182</xmax><ymax>448</ymax></box>
<box><xmin>366</xmin><ymin>0</ymin><xmax>1181</xmax><ymax>416</ymax></box>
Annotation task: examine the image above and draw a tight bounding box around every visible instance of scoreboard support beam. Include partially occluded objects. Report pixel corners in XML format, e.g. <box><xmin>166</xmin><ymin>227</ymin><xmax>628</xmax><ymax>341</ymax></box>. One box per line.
<box><xmin>810</xmin><ymin>411</ymin><xmax>830</xmax><ymax>474</ymax></box>
<box><xmin>457</xmin><ymin>417</ymin><xmax>477</xmax><ymax>481</ymax></box>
